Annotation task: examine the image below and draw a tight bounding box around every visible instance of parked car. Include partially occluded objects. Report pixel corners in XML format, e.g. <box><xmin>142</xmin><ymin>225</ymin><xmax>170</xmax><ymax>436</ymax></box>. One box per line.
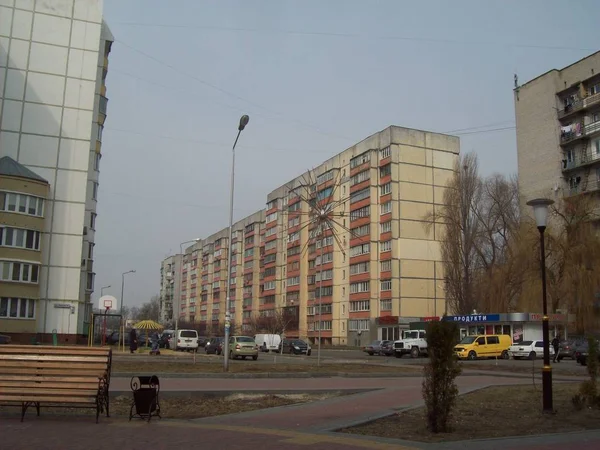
<box><xmin>364</xmin><ymin>340</ymin><xmax>384</xmax><ymax>356</ymax></box>
<box><xmin>0</xmin><ymin>334</ymin><xmax>11</xmax><ymax>345</ymax></box>
<box><xmin>205</xmin><ymin>337</ymin><xmax>224</xmax><ymax>355</ymax></box>
<box><xmin>557</xmin><ymin>339</ymin><xmax>579</xmax><ymax>361</ymax></box>
<box><xmin>197</xmin><ymin>336</ymin><xmax>209</xmax><ymax>348</ymax></box>
<box><xmin>575</xmin><ymin>340</ymin><xmax>600</xmax><ymax>366</ymax></box>
<box><xmin>171</xmin><ymin>329</ymin><xmax>199</xmax><ymax>351</ymax></box>
<box><xmin>454</xmin><ymin>335</ymin><xmax>511</xmax><ymax>360</ymax></box>
<box><xmin>159</xmin><ymin>330</ymin><xmax>174</xmax><ymax>349</ymax></box>
<box><xmin>380</xmin><ymin>340</ymin><xmax>394</xmax><ymax>356</ymax></box>
<box><xmin>229</xmin><ymin>336</ymin><xmax>259</xmax><ymax>360</ymax></box>
<box><xmin>279</xmin><ymin>339</ymin><xmax>311</xmax><ymax>355</ymax></box>
<box><xmin>509</xmin><ymin>340</ymin><xmax>554</xmax><ymax>360</ymax></box>
<box><xmin>254</xmin><ymin>334</ymin><xmax>281</xmax><ymax>352</ymax></box>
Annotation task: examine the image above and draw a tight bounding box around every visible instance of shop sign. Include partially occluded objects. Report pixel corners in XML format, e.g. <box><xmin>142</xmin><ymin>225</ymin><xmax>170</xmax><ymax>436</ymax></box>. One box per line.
<box><xmin>53</xmin><ymin>303</ymin><xmax>71</xmax><ymax>309</ymax></box>
<box><xmin>378</xmin><ymin>315</ymin><xmax>399</xmax><ymax>325</ymax></box>
<box><xmin>443</xmin><ymin>314</ymin><xmax>500</xmax><ymax>323</ymax></box>
<box><xmin>529</xmin><ymin>313</ymin><xmax>566</xmax><ymax>322</ymax></box>
<box><xmin>422</xmin><ymin>316</ymin><xmax>440</xmax><ymax>322</ymax></box>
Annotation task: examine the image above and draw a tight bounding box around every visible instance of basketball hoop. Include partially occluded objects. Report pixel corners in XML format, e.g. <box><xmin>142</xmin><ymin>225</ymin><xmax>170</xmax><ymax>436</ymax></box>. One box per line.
<box><xmin>103</xmin><ymin>298</ymin><xmax>113</xmax><ymax>310</ymax></box>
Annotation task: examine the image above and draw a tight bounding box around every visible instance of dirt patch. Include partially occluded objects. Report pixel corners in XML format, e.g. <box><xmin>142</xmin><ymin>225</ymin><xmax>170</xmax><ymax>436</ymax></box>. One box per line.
<box><xmin>469</xmin><ymin>362</ymin><xmax>586</xmax><ymax>377</ymax></box>
<box><xmin>1</xmin><ymin>392</ymin><xmax>341</xmax><ymax>420</ymax></box>
<box><xmin>340</xmin><ymin>383</ymin><xmax>600</xmax><ymax>443</ymax></box>
<box><xmin>112</xmin><ymin>360</ymin><xmax>420</xmax><ymax>374</ymax></box>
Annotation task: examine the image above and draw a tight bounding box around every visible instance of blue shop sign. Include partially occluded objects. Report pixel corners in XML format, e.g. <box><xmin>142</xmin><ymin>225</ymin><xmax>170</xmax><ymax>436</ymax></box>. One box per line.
<box><xmin>442</xmin><ymin>314</ymin><xmax>501</xmax><ymax>323</ymax></box>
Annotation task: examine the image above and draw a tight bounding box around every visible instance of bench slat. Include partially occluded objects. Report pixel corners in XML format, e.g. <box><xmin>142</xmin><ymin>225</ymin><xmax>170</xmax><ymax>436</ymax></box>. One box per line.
<box><xmin>1</xmin><ymin>387</ymin><xmax>99</xmax><ymax>396</ymax></box>
<box><xmin>0</xmin><ymin>368</ymin><xmax>107</xmax><ymax>377</ymax></box>
<box><xmin>0</xmin><ymin>395</ymin><xmax>97</xmax><ymax>404</ymax></box>
<box><xmin>0</xmin><ymin>361</ymin><xmax>108</xmax><ymax>370</ymax></box>
<box><xmin>0</xmin><ymin>375</ymin><xmax>101</xmax><ymax>383</ymax></box>
<box><xmin>0</xmin><ymin>354</ymin><xmax>109</xmax><ymax>363</ymax></box>
<box><xmin>0</xmin><ymin>346</ymin><xmax>111</xmax><ymax>356</ymax></box>
<box><xmin>0</xmin><ymin>381</ymin><xmax>100</xmax><ymax>389</ymax></box>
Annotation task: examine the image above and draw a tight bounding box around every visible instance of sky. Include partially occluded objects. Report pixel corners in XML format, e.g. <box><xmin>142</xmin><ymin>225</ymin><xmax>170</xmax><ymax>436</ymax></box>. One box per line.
<box><xmin>94</xmin><ymin>0</ymin><xmax>599</xmax><ymax>307</ymax></box>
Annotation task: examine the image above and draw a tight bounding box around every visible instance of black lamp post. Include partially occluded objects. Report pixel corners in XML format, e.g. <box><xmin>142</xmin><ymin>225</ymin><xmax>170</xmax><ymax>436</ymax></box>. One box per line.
<box><xmin>527</xmin><ymin>197</ymin><xmax>555</xmax><ymax>413</ymax></box>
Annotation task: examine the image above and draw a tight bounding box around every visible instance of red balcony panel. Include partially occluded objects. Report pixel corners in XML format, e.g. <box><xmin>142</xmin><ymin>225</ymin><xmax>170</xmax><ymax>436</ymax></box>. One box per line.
<box><xmin>350</xmin><ymin>216</ymin><xmax>370</xmax><ymax>228</ymax></box>
<box><xmin>349</xmin><ymin>291</ymin><xmax>371</xmax><ymax>301</ymax></box>
<box><xmin>380</xmin><ymin>290</ymin><xmax>392</xmax><ymax>299</ymax></box>
<box><xmin>380</xmin><ymin>174</ymin><xmax>391</xmax><ymax>185</ymax></box>
<box><xmin>349</xmin><ymin>253</ymin><xmax>370</xmax><ymax>264</ymax></box>
<box><xmin>348</xmin><ymin>310</ymin><xmax>371</xmax><ymax>319</ymax></box>
<box><xmin>349</xmin><ymin>272</ymin><xmax>370</xmax><ymax>283</ymax></box>
<box><xmin>380</xmin><ymin>193</ymin><xmax>392</xmax><ymax>203</ymax></box>
<box><xmin>350</xmin><ymin>162</ymin><xmax>370</xmax><ymax>177</ymax></box>
<box><xmin>350</xmin><ymin>179</ymin><xmax>371</xmax><ymax>193</ymax></box>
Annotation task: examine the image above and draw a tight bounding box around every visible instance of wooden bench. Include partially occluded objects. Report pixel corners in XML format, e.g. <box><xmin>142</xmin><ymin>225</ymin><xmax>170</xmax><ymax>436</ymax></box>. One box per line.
<box><xmin>0</xmin><ymin>345</ymin><xmax>112</xmax><ymax>422</ymax></box>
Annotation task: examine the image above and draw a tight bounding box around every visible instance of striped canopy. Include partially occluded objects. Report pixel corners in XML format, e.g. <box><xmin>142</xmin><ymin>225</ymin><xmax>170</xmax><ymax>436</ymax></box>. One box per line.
<box><xmin>133</xmin><ymin>320</ymin><xmax>164</xmax><ymax>330</ymax></box>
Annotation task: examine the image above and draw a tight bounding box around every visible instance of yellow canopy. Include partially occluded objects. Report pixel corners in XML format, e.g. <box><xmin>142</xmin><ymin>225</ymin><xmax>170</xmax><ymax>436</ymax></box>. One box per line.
<box><xmin>134</xmin><ymin>320</ymin><xmax>164</xmax><ymax>331</ymax></box>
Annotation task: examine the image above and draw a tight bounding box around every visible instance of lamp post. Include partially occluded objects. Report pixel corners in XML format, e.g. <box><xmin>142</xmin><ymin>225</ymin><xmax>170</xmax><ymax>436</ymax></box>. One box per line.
<box><xmin>101</xmin><ymin>285</ymin><xmax>111</xmax><ymax>296</ymax></box>
<box><xmin>224</xmin><ymin>114</ymin><xmax>250</xmax><ymax>372</ymax></box>
<box><xmin>527</xmin><ymin>197</ymin><xmax>555</xmax><ymax>413</ymax></box>
<box><xmin>120</xmin><ymin>270</ymin><xmax>135</xmax><ymax>352</ymax></box>
<box><xmin>178</xmin><ymin>239</ymin><xmax>201</xmax><ymax>331</ymax></box>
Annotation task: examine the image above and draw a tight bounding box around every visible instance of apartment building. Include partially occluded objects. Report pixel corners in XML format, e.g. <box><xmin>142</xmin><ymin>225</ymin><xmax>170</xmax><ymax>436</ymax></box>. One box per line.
<box><xmin>165</xmin><ymin>126</ymin><xmax>459</xmax><ymax>346</ymax></box>
<box><xmin>0</xmin><ymin>0</ymin><xmax>113</xmax><ymax>338</ymax></box>
<box><xmin>515</xmin><ymin>51</ymin><xmax>600</xmax><ymax>214</ymax></box>
<box><xmin>158</xmin><ymin>254</ymin><xmax>182</xmax><ymax>324</ymax></box>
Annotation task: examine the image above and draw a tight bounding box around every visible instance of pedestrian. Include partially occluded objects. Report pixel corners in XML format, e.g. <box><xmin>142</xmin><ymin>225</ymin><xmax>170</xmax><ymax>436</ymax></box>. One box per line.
<box><xmin>551</xmin><ymin>335</ymin><xmax>560</xmax><ymax>363</ymax></box>
<box><xmin>129</xmin><ymin>328</ymin><xmax>138</xmax><ymax>354</ymax></box>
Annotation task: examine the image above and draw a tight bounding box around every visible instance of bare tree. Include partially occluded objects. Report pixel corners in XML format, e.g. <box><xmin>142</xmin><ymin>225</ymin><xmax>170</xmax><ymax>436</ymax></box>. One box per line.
<box><xmin>427</xmin><ymin>152</ymin><xmax>482</xmax><ymax>315</ymax></box>
<box><xmin>248</xmin><ymin>309</ymin><xmax>299</xmax><ymax>337</ymax></box>
<box><xmin>137</xmin><ymin>295</ymin><xmax>160</xmax><ymax>321</ymax></box>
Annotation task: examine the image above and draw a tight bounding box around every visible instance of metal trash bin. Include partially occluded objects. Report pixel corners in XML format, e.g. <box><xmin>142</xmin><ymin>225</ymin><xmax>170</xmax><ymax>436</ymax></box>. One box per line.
<box><xmin>129</xmin><ymin>375</ymin><xmax>161</xmax><ymax>422</ymax></box>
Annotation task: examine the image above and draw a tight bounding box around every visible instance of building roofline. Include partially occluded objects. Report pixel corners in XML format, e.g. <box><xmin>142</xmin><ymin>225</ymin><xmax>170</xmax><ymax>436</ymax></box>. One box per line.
<box><xmin>516</xmin><ymin>50</ymin><xmax>600</xmax><ymax>90</ymax></box>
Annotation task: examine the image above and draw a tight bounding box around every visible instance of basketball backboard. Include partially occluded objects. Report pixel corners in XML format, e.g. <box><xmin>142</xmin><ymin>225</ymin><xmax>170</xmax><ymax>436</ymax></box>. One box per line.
<box><xmin>98</xmin><ymin>295</ymin><xmax>117</xmax><ymax>311</ymax></box>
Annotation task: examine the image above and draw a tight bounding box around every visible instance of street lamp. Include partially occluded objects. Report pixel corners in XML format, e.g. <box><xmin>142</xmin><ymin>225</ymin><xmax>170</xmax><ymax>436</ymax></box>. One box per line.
<box><xmin>101</xmin><ymin>285</ymin><xmax>111</xmax><ymax>296</ymax></box>
<box><xmin>178</xmin><ymin>238</ymin><xmax>201</xmax><ymax>331</ymax></box>
<box><xmin>120</xmin><ymin>270</ymin><xmax>135</xmax><ymax>352</ymax></box>
<box><xmin>527</xmin><ymin>197</ymin><xmax>555</xmax><ymax>413</ymax></box>
<box><xmin>224</xmin><ymin>114</ymin><xmax>250</xmax><ymax>372</ymax></box>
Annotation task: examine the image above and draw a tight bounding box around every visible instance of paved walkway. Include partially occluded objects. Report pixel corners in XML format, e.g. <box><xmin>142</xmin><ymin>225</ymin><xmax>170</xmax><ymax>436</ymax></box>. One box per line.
<box><xmin>2</xmin><ymin>375</ymin><xmax>600</xmax><ymax>449</ymax></box>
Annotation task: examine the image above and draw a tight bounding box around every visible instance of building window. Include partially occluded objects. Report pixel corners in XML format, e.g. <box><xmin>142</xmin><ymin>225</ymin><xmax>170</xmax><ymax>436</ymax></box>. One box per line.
<box><xmin>244</xmin><ymin>248</ymin><xmax>255</xmax><ymax>257</ymax></box>
<box><xmin>380</xmin><ymin>146</ymin><xmax>391</xmax><ymax>159</ymax></box>
<box><xmin>94</xmin><ymin>153</ymin><xmax>101</xmax><ymax>171</ymax></box>
<box><xmin>266</xmin><ymin>199</ymin><xmax>277</xmax><ymax>210</ymax></box>
<box><xmin>86</xmin><ymin>272</ymin><xmax>95</xmax><ymax>291</ymax></box>
<box><xmin>350</xmin><ymin>281</ymin><xmax>370</xmax><ymax>294</ymax></box>
<box><xmin>350</xmin><ymin>187</ymin><xmax>370</xmax><ymax>204</ymax></box>
<box><xmin>266</xmin><ymin>212</ymin><xmax>278</xmax><ymax>223</ymax></box>
<box><xmin>245</xmin><ymin>223</ymin><xmax>255</xmax><ymax>233</ymax></box>
<box><xmin>315</xmin><ymin>269</ymin><xmax>333</xmax><ymax>281</ymax></box>
<box><xmin>350</xmin><ymin>169</ymin><xmax>370</xmax><ymax>186</ymax></box>
<box><xmin>90</xmin><ymin>212</ymin><xmax>97</xmax><ymax>230</ymax></box>
<box><xmin>287</xmin><ymin>276</ymin><xmax>300</xmax><ymax>286</ymax></box>
<box><xmin>380</xmin><ymin>240</ymin><xmax>392</xmax><ymax>252</ymax></box>
<box><xmin>316</xmin><ymin>236</ymin><xmax>333</xmax><ymax>249</ymax></box>
<box><xmin>350</xmin><ymin>243</ymin><xmax>370</xmax><ymax>257</ymax></box>
<box><xmin>380</xmin><ymin>164</ymin><xmax>391</xmax><ymax>178</ymax></box>
<box><xmin>287</xmin><ymin>216</ymin><xmax>300</xmax><ymax>228</ymax></box>
<box><xmin>350</xmin><ymin>300</ymin><xmax>370</xmax><ymax>312</ymax></box>
<box><xmin>380</xmin><ymin>260</ymin><xmax>392</xmax><ymax>272</ymax></box>
<box><xmin>0</xmin><ymin>261</ymin><xmax>39</xmax><ymax>283</ymax></box>
<box><xmin>0</xmin><ymin>192</ymin><xmax>44</xmax><ymax>217</ymax></box>
<box><xmin>317</xmin><ymin>170</ymin><xmax>334</xmax><ymax>185</ymax></box>
<box><xmin>380</xmin><ymin>183</ymin><xmax>391</xmax><ymax>196</ymax></box>
<box><xmin>380</xmin><ymin>299</ymin><xmax>392</xmax><ymax>311</ymax></box>
<box><xmin>350</xmin><ymin>151</ymin><xmax>371</xmax><ymax>169</ymax></box>
<box><xmin>263</xmin><ymin>281</ymin><xmax>276</xmax><ymax>291</ymax></box>
<box><xmin>288</xmin><ymin>231</ymin><xmax>299</xmax><ymax>243</ymax></box>
<box><xmin>351</xmin><ymin>224</ymin><xmax>370</xmax><ymax>238</ymax></box>
<box><xmin>0</xmin><ymin>297</ymin><xmax>35</xmax><ymax>319</ymax></box>
<box><xmin>315</xmin><ymin>252</ymin><xmax>333</xmax><ymax>265</ymax></box>
<box><xmin>264</xmin><ymin>240</ymin><xmax>277</xmax><ymax>251</ymax></box>
<box><xmin>349</xmin><ymin>319</ymin><xmax>370</xmax><ymax>331</ymax></box>
<box><xmin>380</xmin><ymin>279</ymin><xmax>392</xmax><ymax>291</ymax></box>
<box><xmin>350</xmin><ymin>261</ymin><xmax>369</xmax><ymax>275</ymax></box>
<box><xmin>0</xmin><ymin>228</ymin><xmax>41</xmax><ymax>251</ymax></box>
<box><xmin>380</xmin><ymin>221</ymin><xmax>392</xmax><ymax>234</ymax></box>
<box><xmin>381</xmin><ymin>202</ymin><xmax>392</xmax><ymax>215</ymax></box>
<box><xmin>350</xmin><ymin>205</ymin><xmax>370</xmax><ymax>221</ymax></box>
<box><xmin>287</xmin><ymin>245</ymin><xmax>300</xmax><ymax>257</ymax></box>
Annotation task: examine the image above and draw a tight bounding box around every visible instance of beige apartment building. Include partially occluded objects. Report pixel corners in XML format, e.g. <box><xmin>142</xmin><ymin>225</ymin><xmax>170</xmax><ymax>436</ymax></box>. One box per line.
<box><xmin>515</xmin><ymin>51</ymin><xmax>600</xmax><ymax>214</ymax></box>
<box><xmin>167</xmin><ymin>125</ymin><xmax>459</xmax><ymax>346</ymax></box>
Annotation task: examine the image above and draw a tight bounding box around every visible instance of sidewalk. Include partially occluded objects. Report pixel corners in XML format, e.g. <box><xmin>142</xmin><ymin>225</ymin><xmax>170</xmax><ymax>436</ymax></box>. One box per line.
<box><xmin>3</xmin><ymin>374</ymin><xmax>600</xmax><ymax>449</ymax></box>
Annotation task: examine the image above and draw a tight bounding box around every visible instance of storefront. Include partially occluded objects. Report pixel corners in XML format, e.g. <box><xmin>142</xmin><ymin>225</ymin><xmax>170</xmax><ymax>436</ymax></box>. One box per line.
<box><xmin>441</xmin><ymin>313</ymin><xmax>576</xmax><ymax>343</ymax></box>
<box><xmin>377</xmin><ymin>316</ymin><xmax>439</xmax><ymax>341</ymax></box>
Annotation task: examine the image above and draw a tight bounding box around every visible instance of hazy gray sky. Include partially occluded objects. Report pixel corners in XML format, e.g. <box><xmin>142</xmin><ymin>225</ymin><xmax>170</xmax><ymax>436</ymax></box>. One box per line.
<box><xmin>94</xmin><ymin>0</ymin><xmax>599</xmax><ymax>307</ymax></box>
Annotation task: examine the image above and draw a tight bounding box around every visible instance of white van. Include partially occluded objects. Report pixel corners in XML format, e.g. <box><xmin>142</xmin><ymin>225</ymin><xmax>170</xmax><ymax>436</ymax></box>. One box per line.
<box><xmin>171</xmin><ymin>329</ymin><xmax>199</xmax><ymax>351</ymax></box>
<box><xmin>254</xmin><ymin>334</ymin><xmax>281</xmax><ymax>352</ymax></box>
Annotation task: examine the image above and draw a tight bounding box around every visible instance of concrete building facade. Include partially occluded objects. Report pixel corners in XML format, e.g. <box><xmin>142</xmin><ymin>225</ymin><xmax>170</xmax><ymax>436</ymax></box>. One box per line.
<box><xmin>0</xmin><ymin>0</ymin><xmax>113</xmax><ymax>337</ymax></box>
<box><xmin>163</xmin><ymin>126</ymin><xmax>459</xmax><ymax>346</ymax></box>
<box><xmin>515</xmin><ymin>51</ymin><xmax>600</xmax><ymax>214</ymax></box>
<box><xmin>158</xmin><ymin>254</ymin><xmax>181</xmax><ymax>324</ymax></box>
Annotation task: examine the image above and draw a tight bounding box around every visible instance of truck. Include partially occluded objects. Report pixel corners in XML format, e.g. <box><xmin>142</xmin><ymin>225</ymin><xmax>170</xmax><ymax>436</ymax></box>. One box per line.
<box><xmin>393</xmin><ymin>329</ymin><xmax>428</xmax><ymax>358</ymax></box>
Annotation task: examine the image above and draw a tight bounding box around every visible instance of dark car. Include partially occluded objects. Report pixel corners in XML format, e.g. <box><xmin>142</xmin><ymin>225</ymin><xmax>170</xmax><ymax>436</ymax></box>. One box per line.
<box><xmin>380</xmin><ymin>340</ymin><xmax>394</xmax><ymax>356</ymax></box>
<box><xmin>0</xmin><ymin>334</ymin><xmax>11</xmax><ymax>345</ymax></box>
<box><xmin>205</xmin><ymin>337</ymin><xmax>224</xmax><ymax>355</ymax></box>
<box><xmin>159</xmin><ymin>331</ymin><xmax>174</xmax><ymax>349</ymax></box>
<box><xmin>197</xmin><ymin>336</ymin><xmax>209</xmax><ymax>348</ymax></box>
<box><xmin>279</xmin><ymin>339</ymin><xmax>311</xmax><ymax>355</ymax></box>
<box><xmin>575</xmin><ymin>340</ymin><xmax>600</xmax><ymax>366</ymax></box>
<box><xmin>557</xmin><ymin>339</ymin><xmax>579</xmax><ymax>361</ymax></box>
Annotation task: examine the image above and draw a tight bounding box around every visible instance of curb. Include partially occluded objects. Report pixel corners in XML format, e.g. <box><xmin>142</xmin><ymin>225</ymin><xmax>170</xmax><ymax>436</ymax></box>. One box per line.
<box><xmin>109</xmin><ymin>388</ymin><xmax>374</xmax><ymax>399</ymax></box>
<box><xmin>111</xmin><ymin>371</ymin><xmax>422</xmax><ymax>379</ymax></box>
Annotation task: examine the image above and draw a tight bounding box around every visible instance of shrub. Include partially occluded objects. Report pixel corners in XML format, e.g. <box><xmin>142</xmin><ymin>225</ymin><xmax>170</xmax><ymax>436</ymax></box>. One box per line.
<box><xmin>574</xmin><ymin>337</ymin><xmax>600</xmax><ymax>409</ymax></box>
<box><xmin>422</xmin><ymin>321</ymin><xmax>462</xmax><ymax>433</ymax></box>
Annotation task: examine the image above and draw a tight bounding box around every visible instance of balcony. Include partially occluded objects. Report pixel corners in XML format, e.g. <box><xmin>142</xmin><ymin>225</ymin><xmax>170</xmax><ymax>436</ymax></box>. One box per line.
<box><xmin>558</xmin><ymin>92</ymin><xmax>600</xmax><ymax>120</ymax></box>
<box><xmin>562</xmin><ymin>148</ymin><xmax>600</xmax><ymax>172</ymax></box>
<box><xmin>568</xmin><ymin>179</ymin><xmax>600</xmax><ymax>197</ymax></box>
<box><xmin>560</xmin><ymin>120</ymin><xmax>600</xmax><ymax>145</ymax></box>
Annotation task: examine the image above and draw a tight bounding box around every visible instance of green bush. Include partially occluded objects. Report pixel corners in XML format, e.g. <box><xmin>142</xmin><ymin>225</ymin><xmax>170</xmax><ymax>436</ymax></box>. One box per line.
<box><xmin>422</xmin><ymin>321</ymin><xmax>462</xmax><ymax>433</ymax></box>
